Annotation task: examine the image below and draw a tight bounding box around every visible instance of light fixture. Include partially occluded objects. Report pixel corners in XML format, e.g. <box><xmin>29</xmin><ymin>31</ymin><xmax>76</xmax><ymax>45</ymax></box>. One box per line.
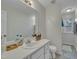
<box><xmin>51</xmin><ymin>0</ymin><xmax>56</xmax><ymax>4</ymax></box>
<box><xmin>75</xmin><ymin>18</ymin><xmax>77</xmax><ymax>22</ymax></box>
<box><xmin>66</xmin><ymin>9</ymin><xmax>71</xmax><ymax>12</ymax></box>
<box><xmin>25</xmin><ymin>0</ymin><xmax>29</xmax><ymax>3</ymax></box>
<box><xmin>25</xmin><ymin>0</ymin><xmax>32</xmax><ymax>6</ymax></box>
<box><xmin>66</xmin><ymin>8</ymin><xmax>72</xmax><ymax>12</ymax></box>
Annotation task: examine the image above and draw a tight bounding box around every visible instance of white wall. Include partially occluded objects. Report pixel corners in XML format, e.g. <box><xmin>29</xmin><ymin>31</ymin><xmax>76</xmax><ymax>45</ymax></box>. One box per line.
<box><xmin>62</xmin><ymin>33</ymin><xmax>77</xmax><ymax>48</ymax></box>
<box><xmin>46</xmin><ymin>5</ymin><xmax>62</xmax><ymax>54</ymax></box>
<box><xmin>31</xmin><ymin>0</ymin><xmax>46</xmax><ymax>38</ymax></box>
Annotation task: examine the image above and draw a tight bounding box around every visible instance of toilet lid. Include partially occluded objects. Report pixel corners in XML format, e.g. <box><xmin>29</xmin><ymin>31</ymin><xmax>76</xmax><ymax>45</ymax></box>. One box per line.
<box><xmin>49</xmin><ymin>45</ymin><xmax>57</xmax><ymax>51</ymax></box>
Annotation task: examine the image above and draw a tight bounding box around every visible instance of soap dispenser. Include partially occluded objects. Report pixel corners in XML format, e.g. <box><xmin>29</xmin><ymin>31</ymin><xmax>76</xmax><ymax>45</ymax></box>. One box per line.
<box><xmin>18</xmin><ymin>34</ymin><xmax>24</xmax><ymax>46</ymax></box>
<box><xmin>16</xmin><ymin>34</ymin><xmax>20</xmax><ymax>41</ymax></box>
<box><xmin>16</xmin><ymin>34</ymin><xmax>24</xmax><ymax>46</ymax></box>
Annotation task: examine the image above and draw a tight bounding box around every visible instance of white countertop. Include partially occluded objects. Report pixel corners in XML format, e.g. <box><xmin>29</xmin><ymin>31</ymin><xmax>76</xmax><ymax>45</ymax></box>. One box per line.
<box><xmin>2</xmin><ymin>39</ymin><xmax>50</xmax><ymax>59</ymax></box>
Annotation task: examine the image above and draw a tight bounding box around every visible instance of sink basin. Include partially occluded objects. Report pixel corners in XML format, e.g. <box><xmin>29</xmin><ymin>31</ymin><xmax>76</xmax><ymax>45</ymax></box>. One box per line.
<box><xmin>23</xmin><ymin>38</ymin><xmax>38</xmax><ymax>49</ymax></box>
<box><xmin>23</xmin><ymin>42</ymin><xmax>37</xmax><ymax>49</ymax></box>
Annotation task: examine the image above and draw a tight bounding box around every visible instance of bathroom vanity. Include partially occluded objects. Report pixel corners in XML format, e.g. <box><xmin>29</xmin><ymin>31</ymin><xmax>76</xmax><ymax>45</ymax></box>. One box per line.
<box><xmin>2</xmin><ymin>39</ymin><xmax>50</xmax><ymax>59</ymax></box>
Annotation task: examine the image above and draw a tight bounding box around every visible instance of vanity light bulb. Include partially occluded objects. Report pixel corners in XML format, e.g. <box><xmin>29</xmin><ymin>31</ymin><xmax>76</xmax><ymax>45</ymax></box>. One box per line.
<box><xmin>66</xmin><ymin>9</ymin><xmax>71</xmax><ymax>12</ymax></box>
<box><xmin>25</xmin><ymin>0</ymin><xmax>29</xmax><ymax>3</ymax></box>
<box><xmin>30</xmin><ymin>0</ymin><xmax>32</xmax><ymax>4</ymax></box>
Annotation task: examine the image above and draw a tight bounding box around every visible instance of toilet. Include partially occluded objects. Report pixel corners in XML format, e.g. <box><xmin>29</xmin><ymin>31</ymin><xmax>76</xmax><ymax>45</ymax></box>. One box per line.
<box><xmin>49</xmin><ymin>45</ymin><xmax>57</xmax><ymax>59</ymax></box>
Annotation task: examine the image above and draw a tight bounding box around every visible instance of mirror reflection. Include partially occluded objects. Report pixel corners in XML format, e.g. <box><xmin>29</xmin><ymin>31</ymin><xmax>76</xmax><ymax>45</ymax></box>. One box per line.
<box><xmin>1</xmin><ymin>0</ymin><xmax>39</xmax><ymax>43</ymax></box>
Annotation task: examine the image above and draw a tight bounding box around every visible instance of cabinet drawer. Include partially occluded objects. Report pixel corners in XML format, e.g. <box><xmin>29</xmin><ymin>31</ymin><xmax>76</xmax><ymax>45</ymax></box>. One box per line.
<box><xmin>37</xmin><ymin>53</ymin><xmax>44</xmax><ymax>59</ymax></box>
<box><xmin>31</xmin><ymin>47</ymin><xmax>44</xmax><ymax>59</ymax></box>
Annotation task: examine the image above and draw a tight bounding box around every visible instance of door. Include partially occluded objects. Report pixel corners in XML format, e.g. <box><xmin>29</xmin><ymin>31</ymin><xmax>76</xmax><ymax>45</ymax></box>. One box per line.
<box><xmin>1</xmin><ymin>10</ymin><xmax>7</xmax><ymax>53</ymax></box>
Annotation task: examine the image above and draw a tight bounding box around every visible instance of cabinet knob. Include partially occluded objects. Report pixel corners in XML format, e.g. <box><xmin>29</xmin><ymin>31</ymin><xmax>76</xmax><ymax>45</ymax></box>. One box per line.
<box><xmin>1</xmin><ymin>34</ymin><xmax>7</xmax><ymax>39</ymax></box>
<box><xmin>3</xmin><ymin>34</ymin><xmax>7</xmax><ymax>37</ymax></box>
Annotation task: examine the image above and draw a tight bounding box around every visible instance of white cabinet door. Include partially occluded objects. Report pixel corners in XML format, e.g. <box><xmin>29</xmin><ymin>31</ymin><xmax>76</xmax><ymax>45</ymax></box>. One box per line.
<box><xmin>23</xmin><ymin>56</ymin><xmax>31</xmax><ymax>59</ymax></box>
<box><xmin>45</xmin><ymin>45</ymin><xmax>50</xmax><ymax>59</ymax></box>
<box><xmin>37</xmin><ymin>54</ymin><xmax>44</xmax><ymax>59</ymax></box>
<box><xmin>1</xmin><ymin>10</ymin><xmax>7</xmax><ymax>53</ymax></box>
<box><xmin>31</xmin><ymin>47</ymin><xmax>44</xmax><ymax>59</ymax></box>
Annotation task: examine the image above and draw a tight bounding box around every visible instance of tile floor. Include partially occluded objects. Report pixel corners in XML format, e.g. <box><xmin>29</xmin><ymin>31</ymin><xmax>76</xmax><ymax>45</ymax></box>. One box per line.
<box><xmin>56</xmin><ymin>45</ymin><xmax>77</xmax><ymax>59</ymax></box>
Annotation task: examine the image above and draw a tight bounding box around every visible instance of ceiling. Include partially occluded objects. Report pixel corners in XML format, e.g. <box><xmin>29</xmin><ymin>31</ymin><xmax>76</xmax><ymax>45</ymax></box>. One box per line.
<box><xmin>38</xmin><ymin>0</ymin><xmax>77</xmax><ymax>11</ymax></box>
<box><xmin>1</xmin><ymin>0</ymin><xmax>37</xmax><ymax>15</ymax></box>
<box><xmin>2</xmin><ymin>0</ymin><xmax>77</xmax><ymax>13</ymax></box>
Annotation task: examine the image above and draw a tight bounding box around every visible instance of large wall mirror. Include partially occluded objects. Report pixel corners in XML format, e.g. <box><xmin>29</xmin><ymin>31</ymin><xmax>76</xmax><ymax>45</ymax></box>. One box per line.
<box><xmin>1</xmin><ymin>0</ymin><xmax>39</xmax><ymax>44</ymax></box>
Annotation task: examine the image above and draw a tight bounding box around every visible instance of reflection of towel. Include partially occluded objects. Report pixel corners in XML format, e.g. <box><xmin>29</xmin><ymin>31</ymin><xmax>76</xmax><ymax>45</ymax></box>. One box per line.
<box><xmin>62</xmin><ymin>20</ymin><xmax>64</xmax><ymax>27</ymax></box>
<box><xmin>73</xmin><ymin>22</ymin><xmax>77</xmax><ymax>34</ymax></box>
<box><xmin>63</xmin><ymin>19</ymin><xmax>72</xmax><ymax>27</ymax></box>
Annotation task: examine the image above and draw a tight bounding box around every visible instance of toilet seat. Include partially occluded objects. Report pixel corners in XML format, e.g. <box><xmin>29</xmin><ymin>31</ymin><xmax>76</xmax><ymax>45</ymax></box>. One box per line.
<box><xmin>49</xmin><ymin>45</ymin><xmax>57</xmax><ymax>59</ymax></box>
